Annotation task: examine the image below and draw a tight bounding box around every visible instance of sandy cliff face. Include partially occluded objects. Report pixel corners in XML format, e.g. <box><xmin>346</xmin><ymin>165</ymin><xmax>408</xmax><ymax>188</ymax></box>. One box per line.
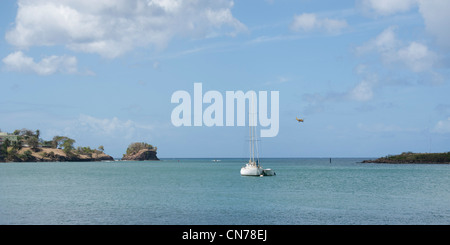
<box><xmin>121</xmin><ymin>149</ymin><xmax>159</xmax><ymax>161</ymax></box>
<box><xmin>9</xmin><ymin>147</ymin><xmax>115</xmax><ymax>162</ymax></box>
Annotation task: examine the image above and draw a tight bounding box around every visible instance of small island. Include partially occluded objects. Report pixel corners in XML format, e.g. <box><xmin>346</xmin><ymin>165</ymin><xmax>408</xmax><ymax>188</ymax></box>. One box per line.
<box><xmin>121</xmin><ymin>142</ymin><xmax>159</xmax><ymax>161</ymax></box>
<box><xmin>363</xmin><ymin>151</ymin><xmax>450</xmax><ymax>164</ymax></box>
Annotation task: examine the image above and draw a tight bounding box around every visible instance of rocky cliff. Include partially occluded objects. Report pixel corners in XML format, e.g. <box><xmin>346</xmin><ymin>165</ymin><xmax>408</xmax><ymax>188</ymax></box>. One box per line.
<box><xmin>5</xmin><ymin>147</ymin><xmax>114</xmax><ymax>162</ymax></box>
<box><xmin>121</xmin><ymin>149</ymin><xmax>159</xmax><ymax>161</ymax></box>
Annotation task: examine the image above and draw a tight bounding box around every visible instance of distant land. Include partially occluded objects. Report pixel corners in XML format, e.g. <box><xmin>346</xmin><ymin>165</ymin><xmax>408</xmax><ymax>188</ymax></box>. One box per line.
<box><xmin>363</xmin><ymin>152</ymin><xmax>450</xmax><ymax>164</ymax></box>
<box><xmin>0</xmin><ymin>128</ymin><xmax>158</xmax><ymax>162</ymax></box>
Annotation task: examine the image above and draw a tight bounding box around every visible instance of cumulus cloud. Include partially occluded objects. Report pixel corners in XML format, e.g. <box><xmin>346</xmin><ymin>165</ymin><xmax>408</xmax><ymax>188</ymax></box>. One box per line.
<box><xmin>356</xmin><ymin>26</ymin><xmax>438</xmax><ymax>73</ymax></box>
<box><xmin>2</xmin><ymin>51</ymin><xmax>78</xmax><ymax>75</ymax></box>
<box><xmin>396</xmin><ymin>42</ymin><xmax>438</xmax><ymax>72</ymax></box>
<box><xmin>356</xmin><ymin>26</ymin><xmax>399</xmax><ymax>54</ymax></box>
<box><xmin>358</xmin><ymin>0</ymin><xmax>417</xmax><ymax>16</ymax></box>
<box><xmin>433</xmin><ymin>117</ymin><xmax>450</xmax><ymax>134</ymax></box>
<box><xmin>5</xmin><ymin>0</ymin><xmax>246</xmax><ymax>58</ymax></box>
<box><xmin>418</xmin><ymin>0</ymin><xmax>450</xmax><ymax>49</ymax></box>
<box><xmin>358</xmin><ymin>0</ymin><xmax>450</xmax><ymax>50</ymax></box>
<box><xmin>290</xmin><ymin>13</ymin><xmax>348</xmax><ymax>34</ymax></box>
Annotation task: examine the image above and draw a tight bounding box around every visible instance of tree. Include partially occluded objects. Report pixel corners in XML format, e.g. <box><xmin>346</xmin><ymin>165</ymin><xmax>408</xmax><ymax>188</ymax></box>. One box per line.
<box><xmin>6</xmin><ymin>148</ymin><xmax>18</xmax><ymax>162</ymax></box>
<box><xmin>0</xmin><ymin>139</ymin><xmax>8</xmax><ymax>161</ymax></box>
<box><xmin>26</xmin><ymin>136</ymin><xmax>39</xmax><ymax>151</ymax></box>
<box><xmin>98</xmin><ymin>145</ymin><xmax>104</xmax><ymax>152</ymax></box>
<box><xmin>42</xmin><ymin>140</ymin><xmax>53</xmax><ymax>148</ymax></box>
<box><xmin>21</xmin><ymin>150</ymin><xmax>33</xmax><ymax>161</ymax></box>
<box><xmin>12</xmin><ymin>140</ymin><xmax>22</xmax><ymax>151</ymax></box>
<box><xmin>2</xmin><ymin>138</ymin><xmax>11</xmax><ymax>148</ymax></box>
<box><xmin>20</xmin><ymin>128</ymin><xmax>35</xmax><ymax>138</ymax></box>
<box><xmin>52</xmin><ymin>136</ymin><xmax>68</xmax><ymax>149</ymax></box>
<box><xmin>62</xmin><ymin>138</ymin><xmax>75</xmax><ymax>155</ymax></box>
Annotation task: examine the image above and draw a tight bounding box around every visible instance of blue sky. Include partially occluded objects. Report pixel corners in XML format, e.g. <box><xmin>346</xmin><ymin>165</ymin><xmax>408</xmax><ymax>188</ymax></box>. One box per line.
<box><xmin>1</xmin><ymin>0</ymin><xmax>449</xmax><ymax>158</ymax></box>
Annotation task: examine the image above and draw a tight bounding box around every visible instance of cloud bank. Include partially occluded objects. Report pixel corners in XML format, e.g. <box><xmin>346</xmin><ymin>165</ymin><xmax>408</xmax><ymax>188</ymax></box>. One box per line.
<box><xmin>5</xmin><ymin>0</ymin><xmax>246</xmax><ymax>59</ymax></box>
<box><xmin>356</xmin><ymin>26</ymin><xmax>438</xmax><ymax>73</ymax></box>
<box><xmin>359</xmin><ymin>0</ymin><xmax>450</xmax><ymax>49</ymax></box>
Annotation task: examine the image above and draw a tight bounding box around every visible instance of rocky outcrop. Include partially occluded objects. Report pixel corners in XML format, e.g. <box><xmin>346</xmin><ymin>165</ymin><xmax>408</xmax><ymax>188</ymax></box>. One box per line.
<box><xmin>121</xmin><ymin>149</ymin><xmax>159</xmax><ymax>161</ymax></box>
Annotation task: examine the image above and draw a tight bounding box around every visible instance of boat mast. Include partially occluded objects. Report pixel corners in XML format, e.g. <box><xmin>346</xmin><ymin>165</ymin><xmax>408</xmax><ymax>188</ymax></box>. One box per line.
<box><xmin>255</xmin><ymin>115</ymin><xmax>260</xmax><ymax>166</ymax></box>
<box><xmin>248</xmin><ymin>92</ymin><xmax>258</xmax><ymax>165</ymax></box>
<box><xmin>249</xmin><ymin>93</ymin><xmax>254</xmax><ymax>164</ymax></box>
<box><xmin>249</xmin><ymin>105</ymin><xmax>253</xmax><ymax>164</ymax></box>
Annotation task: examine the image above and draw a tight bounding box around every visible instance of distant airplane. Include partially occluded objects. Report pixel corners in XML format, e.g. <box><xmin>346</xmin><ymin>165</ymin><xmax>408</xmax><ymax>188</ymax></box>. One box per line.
<box><xmin>296</xmin><ymin>117</ymin><xmax>304</xmax><ymax>123</ymax></box>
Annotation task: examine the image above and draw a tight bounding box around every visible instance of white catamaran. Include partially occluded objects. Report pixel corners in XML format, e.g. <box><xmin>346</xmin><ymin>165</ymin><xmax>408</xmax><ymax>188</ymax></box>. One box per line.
<box><xmin>240</xmin><ymin>95</ymin><xmax>275</xmax><ymax>177</ymax></box>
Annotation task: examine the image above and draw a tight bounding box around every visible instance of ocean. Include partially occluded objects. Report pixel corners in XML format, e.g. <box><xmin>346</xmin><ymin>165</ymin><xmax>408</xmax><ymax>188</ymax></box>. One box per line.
<box><xmin>0</xmin><ymin>158</ymin><xmax>449</xmax><ymax>225</ymax></box>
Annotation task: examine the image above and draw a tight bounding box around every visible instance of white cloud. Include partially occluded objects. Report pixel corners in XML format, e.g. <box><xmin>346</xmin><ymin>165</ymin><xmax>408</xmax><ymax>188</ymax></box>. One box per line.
<box><xmin>290</xmin><ymin>13</ymin><xmax>348</xmax><ymax>34</ymax></box>
<box><xmin>397</xmin><ymin>42</ymin><xmax>437</xmax><ymax>72</ymax></box>
<box><xmin>264</xmin><ymin>76</ymin><xmax>291</xmax><ymax>86</ymax></box>
<box><xmin>291</xmin><ymin>13</ymin><xmax>317</xmax><ymax>32</ymax></box>
<box><xmin>356</xmin><ymin>26</ymin><xmax>438</xmax><ymax>73</ymax></box>
<box><xmin>418</xmin><ymin>0</ymin><xmax>450</xmax><ymax>49</ymax></box>
<box><xmin>358</xmin><ymin>0</ymin><xmax>450</xmax><ymax>49</ymax></box>
<box><xmin>358</xmin><ymin>0</ymin><xmax>417</xmax><ymax>16</ymax></box>
<box><xmin>349</xmin><ymin>79</ymin><xmax>375</xmax><ymax>102</ymax></box>
<box><xmin>6</xmin><ymin>0</ymin><xmax>246</xmax><ymax>58</ymax></box>
<box><xmin>2</xmin><ymin>51</ymin><xmax>78</xmax><ymax>75</ymax></box>
<box><xmin>356</xmin><ymin>26</ymin><xmax>398</xmax><ymax>55</ymax></box>
<box><xmin>77</xmin><ymin>114</ymin><xmax>153</xmax><ymax>140</ymax></box>
<box><xmin>433</xmin><ymin>117</ymin><xmax>450</xmax><ymax>134</ymax></box>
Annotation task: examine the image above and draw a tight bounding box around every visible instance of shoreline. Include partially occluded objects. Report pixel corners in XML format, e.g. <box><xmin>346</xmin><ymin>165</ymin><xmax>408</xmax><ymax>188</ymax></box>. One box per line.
<box><xmin>0</xmin><ymin>147</ymin><xmax>114</xmax><ymax>163</ymax></box>
<box><xmin>362</xmin><ymin>152</ymin><xmax>450</xmax><ymax>164</ymax></box>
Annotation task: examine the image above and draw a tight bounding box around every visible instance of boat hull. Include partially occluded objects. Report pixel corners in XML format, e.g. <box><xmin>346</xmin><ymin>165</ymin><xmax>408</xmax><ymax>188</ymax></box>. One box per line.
<box><xmin>240</xmin><ymin>165</ymin><xmax>264</xmax><ymax>176</ymax></box>
<box><xmin>263</xmin><ymin>169</ymin><xmax>276</xmax><ymax>176</ymax></box>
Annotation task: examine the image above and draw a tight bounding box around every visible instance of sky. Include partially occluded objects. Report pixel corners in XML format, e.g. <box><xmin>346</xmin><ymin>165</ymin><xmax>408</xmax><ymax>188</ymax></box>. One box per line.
<box><xmin>1</xmin><ymin>0</ymin><xmax>449</xmax><ymax>158</ymax></box>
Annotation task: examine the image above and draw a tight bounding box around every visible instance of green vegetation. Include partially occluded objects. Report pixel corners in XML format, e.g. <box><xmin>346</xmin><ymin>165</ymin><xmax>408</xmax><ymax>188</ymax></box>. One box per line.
<box><xmin>122</xmin><ymin>142</ymin><xmax>159</xmax><ymax>161</ymax></box>
<box><xmin>40</xmin><ymin>151</ymin><xmax>56</xmax><ymax>159</ymax></box>
<box><xmin>364</xmin><ymin>151</ymin><xmax>450</xmax><ymax>164</ymax></box>
<box><xmin>1</xmin><ymin>129</ymin><xmax>39</xmax><ymax>161</ymax></box>
<box><xmin>0</xmin><ymin>128</ymin><xmax>109</xmax><ymax>162</ymax></box>
<box><xmin>125</xmin><ymin>142</ymin><xmax>156</xmax><ymax>156</ymax></box>
<box><xmin>52</xmin><ymin>136</ymin><xmax>75</xmax><ymax>150</ymax></box>
<box><xmin>21</xmin><ymin>150</ymin><xmax>34</xmax><ymax>161</ymax></box>
<box><xmin>1</xmin><ymin>128</ymin><xmax>158</xmax><ymax>163</ymax></box>
<box><xmin>75</xmin><ymin>146</ymin><xmax>103</xmax><ymax>158</ymax></box>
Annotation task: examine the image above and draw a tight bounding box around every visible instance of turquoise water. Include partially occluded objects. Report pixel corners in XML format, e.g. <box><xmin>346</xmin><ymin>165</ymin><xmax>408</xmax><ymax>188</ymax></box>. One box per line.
<box><xmin>0</xmin><ymin>158</ymin><xmax>449</xmax><ymax>225</ymax></box>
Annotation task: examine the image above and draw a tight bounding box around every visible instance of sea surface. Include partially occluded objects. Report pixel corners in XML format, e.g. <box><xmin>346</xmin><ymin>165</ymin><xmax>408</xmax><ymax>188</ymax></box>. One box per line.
<box><xmin>0</xmin><ymin>158</ymin><xmax>449</xmax><ymax>225</ymax></box>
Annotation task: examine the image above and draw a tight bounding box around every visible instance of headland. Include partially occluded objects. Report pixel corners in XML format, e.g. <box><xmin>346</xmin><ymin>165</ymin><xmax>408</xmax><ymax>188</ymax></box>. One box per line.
<box><xmin>363</xmin><ymin>152</ymin><xmax>450</xmax><ymax>164</ymax></box>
